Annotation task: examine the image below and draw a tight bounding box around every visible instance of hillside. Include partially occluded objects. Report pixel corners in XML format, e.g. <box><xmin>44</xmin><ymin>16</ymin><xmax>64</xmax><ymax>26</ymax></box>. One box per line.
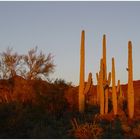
<box><xmin>1</xmin><ymin>76</ymin><xmax>140</xmax><ymax>118</ymax></box>
<box><xmin>65</xmin><ymin>80</ymin><xmax>140</xmax><ymax>118</ymax></box>
<box><xmin>0</xmin><ymin>76</ymin><xmax>140</xmax><ymax>138</ymax></box>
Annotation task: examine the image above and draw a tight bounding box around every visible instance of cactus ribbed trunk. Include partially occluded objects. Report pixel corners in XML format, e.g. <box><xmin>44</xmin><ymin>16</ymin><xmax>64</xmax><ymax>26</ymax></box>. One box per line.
<box><xmin>120</xmin><ymin>86</ymin><xmax>123</xmax><ymax>98</ymax></box>
<box><xmin>105</xmin><ymin>72</ymin><xmax>111</xmax><ymax>114</ymax></box>
<box><xmin>99</xmin><ymin>59</ymin><xmax>104</xmax><ymax>115</ymax></box>
<box><xmin>103</xmin><ymin>34</ymin><xmax>109</xmax><ymax>114</ymax></box>
<box><xmin>79</xmin><ymin>30</ymin><xmax>85</xmax><ymax>113</ymax></box>
<box><xmin>108</xmin><ymin>72</ymin><xmax>111</xmax><ymax>86</ymax></box>
<box><xmin>112</xmin><ymin>57</ymin><xmax>117</xmax><ymax>115</ymax></box>
<box><xmin>105</xmin><ymin>89</ymin><xmax>108</xmax><ymax>114</ymax></box>
<box><xmin>127</xmin><ymin>41</ymin><xmax>134</xmax><ymax>118</ymax></box>
<box><xmin>96</xmin><ymin>73</ymin><xmax>100</xmax><ymax>105</ymax></box>
<box><xmin>84</xmin><ymin>72</ymin><xmax>92</xmax><ymax>95</ymax></box>
<box><xmin>103</xmin><ymin>34</ymin><xmax>107</xmax><ymax>81</ymax></box>
<box><xmin>117</xmin><ymin>80</ymin><xmax>120</xmax><ymax>93</ymax></box>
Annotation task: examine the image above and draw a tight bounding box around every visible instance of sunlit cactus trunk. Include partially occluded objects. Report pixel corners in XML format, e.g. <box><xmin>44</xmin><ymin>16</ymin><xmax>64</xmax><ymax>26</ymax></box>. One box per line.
<box><xmin>112</xmin><ymin>57</ymin><xmax>117</xmax><ymax>115</ymax></box>
<box><xmin>102</xmin><ymin>34</ymin><xmax>110</xmax><ymax>114</ymax></box>
<box><xmin>99</xmin><ymin>59</ymin><xmax>104</xmax><ymax>115</ymax></box>
<box><xmin>117</xmin><ymin>80</ymin><xmax>120</xmax><ymax>93</ymax></box>
<box><xmin>105</xmin><ymin>89</ymin><xmax>108</xmax><ymax>114</ymax></box>
<box><xmin>84</xmin><ymin>73</ymin><xmax>92</xmax><ymax>95</ymax></box>
<box><xmin>127</xmin><ymin>41</ymin><xmax>134</xmax><ymax>119</ymax></box>
<box><xmin>79</xmin><ymin>30</ymin><xmax>85</xmax><ymax>113</ymax></box>
<box><xmin>102</xmin><ymin>34</ymin><xmax>107</xmax><ymax>81</ymax></box>
<box><xmin>120</xmin><ymin>85</ymin><xmax>123</xmax><ymax>98</ymax></box>
<box><xmin>96</xmin><ymin>73</ymin><xmax>100</xmax><ymax>105</ymax></box>
<box><xmin>85</xmin><ymin>72</ymin><xmax>94</xmax><ymax>104</ymax></box>
<box><xmin>118</xmin><ymin>82</ymin><xmax>125</xmax><ymax>110</ymax></box>
<box><xmin>105</xmin><ymin>72</ymin><xmax>111</xmax><ymax>114</ymax></box>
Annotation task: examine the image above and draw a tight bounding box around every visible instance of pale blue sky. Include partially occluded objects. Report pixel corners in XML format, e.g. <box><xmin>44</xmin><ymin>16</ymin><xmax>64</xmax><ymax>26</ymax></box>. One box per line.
<box><xmin>0</xmin><ymin>1</ymin><xmax>140</xmax><ymax>85</ymax></box>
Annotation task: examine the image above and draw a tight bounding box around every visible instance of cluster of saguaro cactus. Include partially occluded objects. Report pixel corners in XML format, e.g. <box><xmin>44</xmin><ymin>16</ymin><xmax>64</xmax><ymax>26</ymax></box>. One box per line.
<box><xmin>78</xmin><ymin>31</ymin><xmax>135</xmax><ymax>118</ymax></box>
<box><xmin>97</xmin><ymin>35</ymin><xmax>124</xmax><ymax>115</ymax></box>
<box><xmin>96</xmin><ymin>35</ymin><xmax>111</xmax><ymax>115</ymax></box>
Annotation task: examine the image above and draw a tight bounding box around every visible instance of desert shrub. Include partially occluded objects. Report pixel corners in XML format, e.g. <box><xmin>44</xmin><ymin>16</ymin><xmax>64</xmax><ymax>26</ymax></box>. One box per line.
<box><xmin>64</xmin><ymin>87</ymin><xmax>78</xmax><ymax>112</ymax></box>
<box><xmin>34</xmin><ymin>78</ymin><xmax>71</xmax><ymax>119</ymax></box>
<box><xmin>85</xmin><ymin>104</ymin><xmax>100</xmax><ymax>115</ymax></box>
<box><xmin>132</xmin><ymin>126</ymin><xmax>140</xmax><ymax>138</ymax></box>
<box><xmin>111</xmin><ymin>116</ymin><xmax>124</xmax><ymax>138</ymax></box>
<box><xmin>130</xmin><ymin>121</ymin><xmax>140</xmax><ymax>138</ymax></box>
<box><xmin>28</xmin><ymin>122</ymin><xmax>48</xmax><ymax>138</ymax></box>
<box><xmin>74</xmin><ymin>122</ymin><xmax>103</xmax><ymax>139</ymax></box>
<box><xmin>101</xmin><ymin>116</ymin><xmax>124</xmax><ymax>138</ymax></box>
<box><xmin>53</xmin><ymin>78</ymin><xmax>70</xmax><ymax>89</ymax></box>
<box><xmin>35</xmin><ymin>84</ymin><xmax>69</xmax><ymax>118</ymax></box>
<box><xmin>0</xmin><ymin>102</ymin><xmax>48</xmax><ymax>138</ymax></box>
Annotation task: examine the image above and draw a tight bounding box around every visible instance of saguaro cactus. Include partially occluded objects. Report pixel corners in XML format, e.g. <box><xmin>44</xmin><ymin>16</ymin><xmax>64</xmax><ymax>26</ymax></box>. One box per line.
<box><xmin>102</xmin><ymin>34</ymin><xmax>111</xmax><ymax>114</ymax></box>
<box><xmin>96</xmin><ymin>72</ymin><xmax>100</xmax><ymax>105</ymax></box>
<box><xmin>99</xmin><ymin>59</ymin><xmax>104</xmax><ymax>115</ymax></box>
<box><xmin>79</xmin><ymin>30</ymin><xmax>85</xmax><ymax>113</ymax></box>
<box><xmin>112</xmin><ymin>57</ymin><xmax>117</xmax><ymax>115</ymax></box>
<box><xmin>105</xmin><ymin>72</ymin><xmax>111</xmax><ymax>114</ymax></box>
<box><xmin>97</xmin><ymin>35</ymin><xmax>111</xmax><ymax>114</ymax></box>
<box><xmin>118</xmin><ymin>84</ymin><xmax>125</xmax><ymax>110</ymax></box>
<box><xmin>127</xmin><ymin>41</ymin><xmax>134</xmax><ymax>118</ymax></box>
<box><xmin>103</xmin><ymin>34</ymin><xmax>108</xmax><ymax>114</ymax></box>
<box><xmin>102</xmin><ymin>34</ymin><xmax>107</xmax><ymax>81</ymax></box>
<box><xmin>117</xmin><ymin>80</ymin><xmax>120</xmax><ymax>93</ymax></box>
<box><xmin>84</xmin><ymin>72</ymin><xmax>92</xmax><ymax>95</ymax></box>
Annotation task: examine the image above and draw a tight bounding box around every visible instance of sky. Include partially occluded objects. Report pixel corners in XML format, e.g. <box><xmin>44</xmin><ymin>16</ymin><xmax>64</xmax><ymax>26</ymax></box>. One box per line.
<box><xmin>0</xmin><ymin>1</ymin><xmax>140</xmax><ymax>86</ymax></box>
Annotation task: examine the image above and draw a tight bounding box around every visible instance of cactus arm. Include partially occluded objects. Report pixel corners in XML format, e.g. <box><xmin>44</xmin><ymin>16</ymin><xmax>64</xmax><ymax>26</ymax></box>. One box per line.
<box><xmin>107</xmin><ymin>72</ymin><xmax>111</xmax><ymax>86</ymax></box>
<box><xmin>84</xmin><ymin>72</ymin><xmax>92</xmax><ymax>95</ymax></box>
<box><xmin>117</xmin><ymin>80</ymin><xmax>120</xmax><ymax>93</ymax></box>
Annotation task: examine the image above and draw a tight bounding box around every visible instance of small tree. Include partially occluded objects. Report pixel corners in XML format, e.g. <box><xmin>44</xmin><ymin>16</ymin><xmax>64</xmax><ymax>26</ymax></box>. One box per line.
<box><xmin>0</xmin><ymin>47</ymin><xmax>22</xmax><ymax>79</ymax></box>
<box><xmin>23</xmin><ymin>47</ymin><xmax>55</xmax><ymax>80</ymax></box>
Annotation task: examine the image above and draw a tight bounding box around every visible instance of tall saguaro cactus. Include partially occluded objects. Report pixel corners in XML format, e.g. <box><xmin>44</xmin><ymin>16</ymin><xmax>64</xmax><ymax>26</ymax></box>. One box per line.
<box><xmin>127</xmin><ymin>41</ymin><xmax>134</xmax><ymax>118</ymax></box>
<box><xmin>97</xmin><ymin>34</ymin><xmax>111</xmax><ymax>115</ymax></box>
<box><xmin>99</xmin><ymin>59</ymin><xmax>104</xmax><ymax>115</ymax></box>
<box><xmin>103</xmin><ymin>34</ymin><xmax>108</xmax><ymax>114</ymax></box>
<box><xmin>102</xmin><ymin>34</ymin><xmax>111</xmax><ymax>114</ymax></box>
<box><xmin>112</xmin><ymin>57</ymin><xmax>117</xmax><ymax>115</ymax></box>
<box><xmin>79</xmin><ymin>30</ymin><xmax>85</xmax><ymax>113</ymax></box>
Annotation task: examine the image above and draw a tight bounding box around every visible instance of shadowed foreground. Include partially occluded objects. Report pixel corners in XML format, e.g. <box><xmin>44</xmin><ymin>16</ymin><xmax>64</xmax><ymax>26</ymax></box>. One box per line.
<box><xmin>0</xmin><ymin>76</ymin><xmax>140</xmax><ymax>138</ymax></box>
